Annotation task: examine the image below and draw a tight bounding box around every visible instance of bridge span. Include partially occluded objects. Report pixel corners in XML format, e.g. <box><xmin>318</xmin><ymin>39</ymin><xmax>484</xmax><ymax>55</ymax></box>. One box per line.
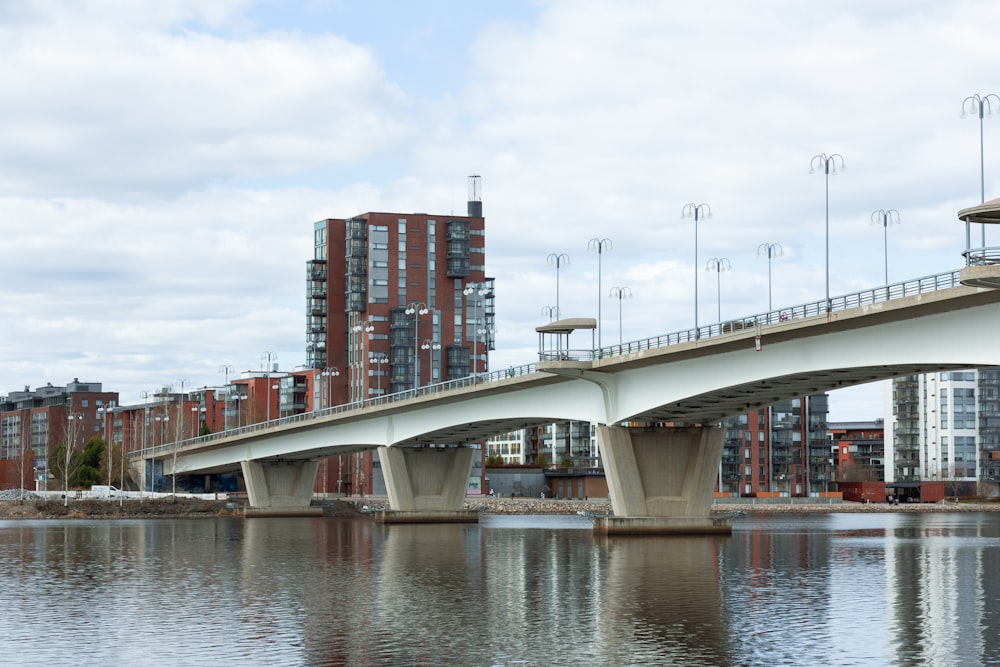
<box><xmin>139</xmin><ymin>268</ymin><xmax>1000</xmax><ymax>533</ymax></box>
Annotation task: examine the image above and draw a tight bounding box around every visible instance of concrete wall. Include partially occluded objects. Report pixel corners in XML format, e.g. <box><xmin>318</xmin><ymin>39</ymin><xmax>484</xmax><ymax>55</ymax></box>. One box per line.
<box><xmin>484</xmin><ymin>466</ymin><xmax>547</xmax><ymax>498</ymax></box>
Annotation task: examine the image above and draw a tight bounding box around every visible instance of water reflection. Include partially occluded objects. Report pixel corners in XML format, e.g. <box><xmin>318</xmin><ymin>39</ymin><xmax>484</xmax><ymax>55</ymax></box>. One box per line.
<box><xmin>0</xmin><ymin>513</ymin><xmax>998</xmax><ymax>666</ymax></box>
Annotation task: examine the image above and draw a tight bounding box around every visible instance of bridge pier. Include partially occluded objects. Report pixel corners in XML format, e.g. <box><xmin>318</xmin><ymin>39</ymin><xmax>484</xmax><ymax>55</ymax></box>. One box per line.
<box><xmin>240</xmin><ymin>460</ymin><xmax>322</xmax><ymax>516</ymax></box>
<box><xmin>594</xmin><ymin>425</ymin><xmax>731</xmax><ymax>535</ymax></box>
<box><xmin>376</xmin><ymin>445</ymin><xmax>479</xmax><ymax>524</ymax></box>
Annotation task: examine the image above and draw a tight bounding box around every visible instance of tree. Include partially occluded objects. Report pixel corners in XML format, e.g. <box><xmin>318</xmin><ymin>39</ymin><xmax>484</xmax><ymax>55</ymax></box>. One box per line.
<box><xmin>53</xmin><ymin>413</ymin><xmax>86</xmax><ymax>506</ymax></box>
<box><xmin>74</xmin><ymin>437</ymin><xmax>105</xmax><ymax>487</ymax></box>
<box><xmin>485</xmin><ymin>453</ymin><xmax>504</xmax><ymax>466</ymax></box>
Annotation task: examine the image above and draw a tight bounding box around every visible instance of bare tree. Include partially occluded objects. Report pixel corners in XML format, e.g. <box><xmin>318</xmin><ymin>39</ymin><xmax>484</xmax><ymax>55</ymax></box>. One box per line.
<box><xmin>53</xmin><ymin>413</ymin><xmax>86</xmax><ymax>506</ymax></box>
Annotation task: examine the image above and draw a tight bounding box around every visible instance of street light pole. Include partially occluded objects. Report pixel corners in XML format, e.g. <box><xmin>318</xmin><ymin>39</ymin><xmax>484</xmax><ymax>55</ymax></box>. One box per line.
<box><xmin>588</xmin><ymin>238</ymin><xmax>612</xmax><ymax>349</ymax></box>
<box><xmin>463</xmin><ymin>284</ymin><xmax>486</xmax><ymax>379</ymax></box>
<box><xmin>706</xmin><ymin>258</ymin><xmax>731</xmax><ymax>324</ymax></box>
<box><xmin>374</xmin><ymin>354</ymin><xmax>388</xmax><ymax>398</ymax></box>
<box><xmin>405</xmin><ymin>301</ymin><xmax>429</xmax><ymax>390</ymax></box>
<box><xmin>218</xmin><ymin>364</ymin><xmax>234</xmax><ymax>430</ymax></box>
<box><xmin>267</xmin><ymin>382</ymin><xmax>279</xmax><ymax>423</ymax></box>
<box><xmin>609</xmin><ymin>286</ymin><xmax>632</xmax><ymax>345</ymax></box>
<box><xmin>870</xmin><ymin>209</ymin><xmax>900</xmax><ymax>286</ymax></box>
<box><xmin>682</xmin><ymin>203</ymin><xmax>711</xmax><ymax>336</ymax></box>
<box><xmin>421</xmin><ymin>338</ymin><xmax>441</xmax><ymax>383</ymax></box>
<box><xmin>962</xmin><ymin>93</ymin><xmax>999</xmax><ymax>249</ymax></box>
<box><xmin>809</xmin><ymin>153</ymin><xmax>845</xmax><ymax>312</ymax></box>
<box><xmin>352</xmin><ymin>320</ymin><xmax>375</xmax><ymax>403</ymax></box>
<box><xmin>64</xmin><ymin>412</ymin><xmax>84</xmax><ymax>506</ymax></box>
<box><xmin>546</xmin><ymin>253</ymin><xmax>570</xmax><ymax>319</ymax></box>
<box><xmin>756</xmin><ymin>243</ymin><xmax>783</xmax><ymax>312</ymax></box>
<box><xmin>321</xmin><ymin>367</ymin><xmax>340</xmax><ymax>409</ymax></box>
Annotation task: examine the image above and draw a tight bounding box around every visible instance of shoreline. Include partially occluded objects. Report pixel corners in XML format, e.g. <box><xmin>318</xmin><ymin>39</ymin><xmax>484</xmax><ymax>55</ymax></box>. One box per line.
<box><xmin>2</xmin><ymin>495</ymin><xmax>999</xmax><ymax>520</ymax></box>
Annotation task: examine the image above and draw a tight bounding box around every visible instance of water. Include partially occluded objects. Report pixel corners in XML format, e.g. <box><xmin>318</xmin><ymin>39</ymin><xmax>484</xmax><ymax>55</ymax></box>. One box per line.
<box><xmin>1</xmin><ymin>512</ymin><xmax>998</xmax><ymax>666</ymax></box>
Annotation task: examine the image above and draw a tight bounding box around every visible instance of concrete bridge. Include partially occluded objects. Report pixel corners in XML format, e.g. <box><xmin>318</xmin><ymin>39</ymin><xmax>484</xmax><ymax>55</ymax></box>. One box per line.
<box><xmin>135</xmin><ymin>267</ymin><xmax>1000</xmax><ymax>533</ymax></box>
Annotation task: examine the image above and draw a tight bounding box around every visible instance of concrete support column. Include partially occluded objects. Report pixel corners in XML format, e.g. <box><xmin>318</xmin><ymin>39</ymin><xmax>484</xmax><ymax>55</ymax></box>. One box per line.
<box><xmin>240</xmin><ymin>460</ymin><xmax>320</xmax><ymax>515</ymax></box>
<box><xmin>377</xmin><ymin>445</ymin><xmax>478</xmax><ymax>523</ymax></box>
<box><xmin>595</xmin><ymin>425</ymin><xmax>730</xmax><ymax>535</ymax></box>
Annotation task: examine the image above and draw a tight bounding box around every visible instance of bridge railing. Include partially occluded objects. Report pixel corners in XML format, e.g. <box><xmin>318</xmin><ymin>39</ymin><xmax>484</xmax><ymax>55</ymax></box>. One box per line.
<box><xmin>594</xmin><ymin>269</ymin><xmax>962</xmax><ymax>360</ymax></box>
<box><xmin>136</xmin><ymin>361</ymin><xmax>541</xmax><ymax>458</ymax></box>
<box><xmin>136</xmin><ymin>269</ymin><xmax>964</xmax><ymax>458</ymax></box>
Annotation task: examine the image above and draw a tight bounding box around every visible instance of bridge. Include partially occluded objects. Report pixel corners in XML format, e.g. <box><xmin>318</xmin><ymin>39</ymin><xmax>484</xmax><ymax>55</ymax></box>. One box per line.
<box><xmin>133</xmin><ymin>266</ymin><xmax>1000</xmax><ymax>534</ymax></box>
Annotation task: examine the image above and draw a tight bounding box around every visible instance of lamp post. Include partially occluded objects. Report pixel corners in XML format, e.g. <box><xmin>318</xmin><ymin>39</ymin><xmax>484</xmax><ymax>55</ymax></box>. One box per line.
<box><xmin>97</xmin><ymin>404</ymin><xmax>115</xmax><ymax>489</ymax></box>
<box><xmin>64</xmin><ymin>412</ymin><xmax>84</xmax><ymax>506</ymax></box>
<box><xmin>219</xmin><ymin>364</ymin><xmax>234</xmax><ymax>430</ymax></box>
<box><xmin>962</xmin><ymin>94</ymin><xmax>1000</xmax><ymax>204</ymax></box>
<box><xmin>267</xmin><ymin>382</ymin><xmax>279</xmax><ymax>423</ymax></box>
<box><xmin>541</xmin><ymin>305</ymin><xmax>557</xmax><ymax>322</ymax></box>
<box><xmin>609</xmin><ymin>286</ymin><xmax>632</xmax><ymax>345</ymax></box>
<box><xmin>962</xmin><ymin>94</ymin><xmax>1000</xmax><ymax>249</ymax></box>
<box><xmin>546</xmin><ymin>253</ymin><xmax>570</xmax><ymax>319</ymax></box>
<box><xmin>321</xmin><ymin>367</ymin><xmax>341</xmax><ymax>409</ymax></box>
<box><xmin>405</xmin><ymin>301</ymin><xmax>429</xmax><ymax>390</ymax></box>
<box><xmin>373</xmin><ymin>354</ymin><xmax>389</xmax><ymax>398</ymax></box>
<box><xmin>190</xmin><ymin>405</ymin><xmax>206</xmax><ymax>439</ymax></box>
<box><xmin>154</xmin><ymin>412</ymin><xmax>168</xmax><ymax>494</ymax></box>
<box><xmin>352</xmin><ymin>320</ymin><xmax>375</xmax><ymax>403</ymax></box>
<box><xmin>232</xmin><ymin>392</ymin><xmax>246</xmax><ymax>429</ymax></box>
<box><xmin>756</xmin><ymin>243</ymin><xmax>783</xmax><ymax>312</ymax></box>
<box><xmin>870</xmin><ymin>209</ymin><xmax>900</xmax><ymax>286</ymax></box>
<box><xmin>809</xmin><ymin>153</ymin><xmax>845</xmax><ymax>313</ymax></box>
<box><xmin>463</xmin><ymin>283</ymin><xmax>488</xmax><ymax>379</ymax></box>
<box><xmin>682</xmin><ymin>203</ymin><xmax>711</xmax><ymax>336</ymax></box>
<box><xmin>421</xmin><ymin>338</ymin><xmax>441</xmax><ymax>383</ymax></box>
<box><xmin>706</xmin><ymin>258</ymin><xmax>731</xmax><ymax>323</ymax></box>
<box><xmin>588</xmin><ymin>238</ymin><xmax>612</xmax><ymax>349</ymax></box>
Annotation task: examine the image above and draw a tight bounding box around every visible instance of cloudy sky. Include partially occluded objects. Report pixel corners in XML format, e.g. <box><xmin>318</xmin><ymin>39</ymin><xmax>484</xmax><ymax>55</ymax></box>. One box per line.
<box><xmin>1</xmin><ymin>0</ymin><xmax>997</xmax><ymax>420</ymax></box>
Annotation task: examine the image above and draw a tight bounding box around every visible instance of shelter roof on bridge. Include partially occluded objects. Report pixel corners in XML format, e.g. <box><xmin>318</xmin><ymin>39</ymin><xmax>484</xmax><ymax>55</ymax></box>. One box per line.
<box><xmin>957</xmin><ymin>197</ymin><xmax>1000</xmax><ymax>224</ymax></box>
<box><xmin>535</xmin><ymin>317</ymin><xmax>597</xmax><ymax>334</ymax></box>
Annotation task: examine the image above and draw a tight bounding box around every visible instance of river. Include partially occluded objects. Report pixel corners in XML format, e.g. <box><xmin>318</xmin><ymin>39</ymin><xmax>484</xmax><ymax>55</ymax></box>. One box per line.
<box><xmin>0</xmin><ymin>511</ymin><xmax>997</xmax><ymax>666</ymax></box>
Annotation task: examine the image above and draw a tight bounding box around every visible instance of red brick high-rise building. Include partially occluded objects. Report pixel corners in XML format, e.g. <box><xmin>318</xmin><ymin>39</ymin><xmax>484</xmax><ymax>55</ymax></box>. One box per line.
<box><xmin>306</xmin><ymin>176</ymin><xmax>493</xmax><ymax>405</ymax></box>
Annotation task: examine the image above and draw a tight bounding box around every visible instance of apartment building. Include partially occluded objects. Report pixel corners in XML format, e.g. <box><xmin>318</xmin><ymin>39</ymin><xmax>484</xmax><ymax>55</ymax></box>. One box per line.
<box><xmin>0</xmin><ymin>379</ymin><xmax>119</xmax><ymax>490</ymax></box>
<box><xmin>305</xmin><ymin>176</ymin><xmax>493</xmax><ymax>494</ymax></box>
<box><xmin>720</xmin><ymin>394</ymin><xmax>831</xmax><ymax>497</ymax></box>
<box><xmin>887</xmin><ymin>370</ymin><xmax>1000</xmax><ymax>495</ymax></box>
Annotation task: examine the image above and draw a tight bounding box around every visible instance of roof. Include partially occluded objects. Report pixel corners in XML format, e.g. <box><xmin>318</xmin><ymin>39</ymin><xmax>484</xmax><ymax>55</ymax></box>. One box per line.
<box><xmin>535</xmin><ymin>318</ymin><xmax>597</xmax><ymax>334</ymax></box>
<box><xmin>957</xmin><ymin>197</ymin><xmax>1000</xmax><ymax>224</ymax></box>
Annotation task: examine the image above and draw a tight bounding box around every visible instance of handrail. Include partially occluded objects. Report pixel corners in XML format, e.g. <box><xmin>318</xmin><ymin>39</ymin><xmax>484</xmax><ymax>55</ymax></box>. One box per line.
<box><xmin>133</xmin><ymin>268</ymin><xmax>965</xmax><ymax>458</ymax></box>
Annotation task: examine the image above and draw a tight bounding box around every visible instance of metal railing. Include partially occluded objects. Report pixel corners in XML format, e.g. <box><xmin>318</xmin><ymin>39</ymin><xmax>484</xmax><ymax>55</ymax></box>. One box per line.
<box><xmin>135</xmin><ymin>268</ymin><xmax>966</xmax><ymax>458</ymax></box>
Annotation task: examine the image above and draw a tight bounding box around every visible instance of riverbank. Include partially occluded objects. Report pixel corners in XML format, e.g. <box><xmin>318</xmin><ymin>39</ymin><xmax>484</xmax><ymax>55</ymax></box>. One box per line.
<box><xmin>2</xmin><ymin>494</ymin><xmax>999</xmax><ymax>519</ymax></box>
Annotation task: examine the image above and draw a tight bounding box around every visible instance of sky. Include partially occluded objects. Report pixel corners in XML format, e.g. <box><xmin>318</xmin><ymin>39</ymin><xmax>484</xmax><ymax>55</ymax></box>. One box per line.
<box><xmin>1</xmin><ymin>0</ymin><xmax>998</xmax><ymax>421</ymax></box>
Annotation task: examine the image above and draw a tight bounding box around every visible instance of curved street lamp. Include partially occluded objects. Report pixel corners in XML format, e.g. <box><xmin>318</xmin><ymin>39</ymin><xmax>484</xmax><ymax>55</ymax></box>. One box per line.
<box><xmin>541</xmin><ymin>305</ymin><xmax>558</xmax><ymax>322</ymax></box>
<box><xmin>756</xmin><ymin>242</ymin><xmax>783</xmax><ymax>312</ymax></box>
<box><xmin>546</xmin><ymin>253</ymin><xmax>570</xmax><ymax>319</ymax></box>
<box><xmin>405</xmin><ymin>301</ymin><xmax>430</xmax><ymax>390</ymax></box>
<box><xmin>962</xmin><ymin>93</ymin><xmax>1000</xmax><ymax>248</ymax></box>
<box><xmin>870</xmin><ymin>209</ymin><xmax>900</xmax><ymax>286</ymax></box>
<box><xmin>705</xmin><ymin>257</ymin><xmax>731</xmax><ymax>324</ymax></box>
<box><xmin>682</xmin><ymin>203</ymin><xmax>711</xmax><ymax>335</ymax></box>
<box><xmin>809</xmin><ymin>153</ymin><xmax>845</xmax><ymax>312</ymax></box>
<box><xmin>609</xmin><ymin>286</ymin><xmax>632</xmax><ymax>345</ymax></box>
<box><xmin>588</xmin><ymin>238</ymin><xmax>612</xmax><ymax>348</ymax></box>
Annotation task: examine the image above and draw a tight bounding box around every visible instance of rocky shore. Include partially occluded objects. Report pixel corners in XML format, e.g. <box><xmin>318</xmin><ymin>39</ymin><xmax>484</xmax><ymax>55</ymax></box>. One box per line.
<box><xmin>1</xmin><ymin>494</ymin><xmax>998</xmax><ymax>520</ymax></box>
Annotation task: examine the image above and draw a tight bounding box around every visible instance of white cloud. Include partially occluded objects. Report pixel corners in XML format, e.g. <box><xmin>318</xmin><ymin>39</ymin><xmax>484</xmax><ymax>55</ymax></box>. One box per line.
<box><xmin>1</xmin><ymin>0</ymin><xmax>997</xmax><ymax>421</ymax></box>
